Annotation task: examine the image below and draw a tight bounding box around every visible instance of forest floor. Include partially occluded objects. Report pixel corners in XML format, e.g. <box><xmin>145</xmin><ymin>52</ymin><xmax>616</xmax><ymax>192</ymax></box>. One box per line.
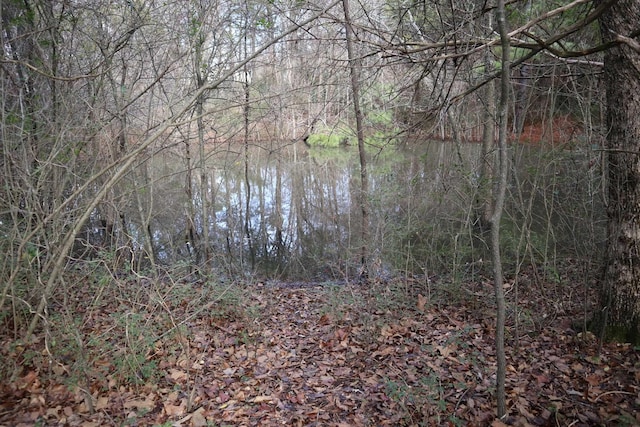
<box><xmin>1</xmin><ymin>264</ymin><xmax>639</xmax><ymax>427</ymax></box>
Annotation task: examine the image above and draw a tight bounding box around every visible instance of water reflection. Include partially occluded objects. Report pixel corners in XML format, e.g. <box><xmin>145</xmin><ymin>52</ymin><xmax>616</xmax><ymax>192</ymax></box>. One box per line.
<box><xmin>88</xmin><ymin>140</ymin><xmax>602</xmax><ymax>281</ymax></box>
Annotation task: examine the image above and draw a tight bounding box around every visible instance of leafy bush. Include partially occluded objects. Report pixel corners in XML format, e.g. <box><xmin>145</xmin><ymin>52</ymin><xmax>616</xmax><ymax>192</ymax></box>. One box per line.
<box><xmin>306</xmin><ymin>132</ymin><xmax>350</xmax><ymax>148</ymax></box>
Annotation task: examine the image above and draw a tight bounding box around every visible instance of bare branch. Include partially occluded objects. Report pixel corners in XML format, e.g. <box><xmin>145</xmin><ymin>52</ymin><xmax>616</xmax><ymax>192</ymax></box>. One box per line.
<box><xmin>614</xmin><ymin>32</ymin><xmax>640</xmax><ymax>53</ymax></box>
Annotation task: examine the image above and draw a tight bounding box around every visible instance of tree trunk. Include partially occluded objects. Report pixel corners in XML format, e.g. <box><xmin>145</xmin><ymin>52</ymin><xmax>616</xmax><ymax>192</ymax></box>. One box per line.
<box><xmin>598</xmin><ymin>0</ymin><xmax>640</xmax><ymax>344</ymax></box>
<box><xmin>342</xmin><ymin>0</ymin><xmax>370</xmax><ymax>282</ymax></box>
<box><xmin>476</xmin><ymin>50</ymin><xmax>496</xmax><ymax>231</ymax></box>
<box><xmin>195</xmin><ymin>27</ymin><xmax>210</xmax><ymax>266</ymax></box>
<box><xmin>493</xmin><ymin>0</ymin><xmax>510</xmax><ymax>418</ymax></box>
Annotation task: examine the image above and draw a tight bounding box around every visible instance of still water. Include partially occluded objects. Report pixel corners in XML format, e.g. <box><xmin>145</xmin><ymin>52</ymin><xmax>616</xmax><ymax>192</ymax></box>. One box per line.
<box><xmin>101</xmin><ymin>140</ymin><xmax>601</xmax><ymax>281</ymax></box>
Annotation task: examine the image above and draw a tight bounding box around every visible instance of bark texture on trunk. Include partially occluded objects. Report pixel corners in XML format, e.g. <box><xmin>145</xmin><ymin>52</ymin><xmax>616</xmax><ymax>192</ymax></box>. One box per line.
<box><xmin>599</xmin><ymin>0</ymin><xmax>640</xmax><ymax>344</ymax></box>
<box><xmin>493</xmin><ymin>0</ymin><xmax>510</xmax><ymax>416</ymax></box>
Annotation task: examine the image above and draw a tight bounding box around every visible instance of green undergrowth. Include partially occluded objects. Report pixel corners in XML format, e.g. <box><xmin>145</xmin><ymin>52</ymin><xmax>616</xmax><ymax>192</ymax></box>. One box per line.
<box><xmin>0</xmin><ymin>265</ymin><xmax>252</xmax><ymax>390</ymax></box>
<box><xmin>306</xmin><ymin>132</ymin><xmax>350</xmax><ymax>148</ymax></box>
<box><xmin>305</xmin><ymin>111</ymin><xmax>400</xmax><ymax>148</ymax></box>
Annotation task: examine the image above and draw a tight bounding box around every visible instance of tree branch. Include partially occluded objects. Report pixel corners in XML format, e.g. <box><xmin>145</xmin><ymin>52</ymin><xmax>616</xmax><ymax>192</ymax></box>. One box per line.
<box><xmin>24</xmin><ymin>0</ymin><xmax>344</xmax><ymax>340</ymax></box>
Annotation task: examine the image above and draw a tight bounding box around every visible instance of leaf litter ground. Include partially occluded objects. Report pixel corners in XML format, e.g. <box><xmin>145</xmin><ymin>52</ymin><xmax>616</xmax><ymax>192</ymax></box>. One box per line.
<box><xmin>1</xmin><ymin>267</ymin><xmax>639</xmax><ymax>426</ymax></box>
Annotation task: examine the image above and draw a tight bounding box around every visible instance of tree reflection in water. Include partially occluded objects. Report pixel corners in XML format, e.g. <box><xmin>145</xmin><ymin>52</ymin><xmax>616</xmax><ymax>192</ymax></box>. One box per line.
<box><xmin>82</xmin><ymin>141</ymin><xmax>601</xmax><ymax>282</ymax></box>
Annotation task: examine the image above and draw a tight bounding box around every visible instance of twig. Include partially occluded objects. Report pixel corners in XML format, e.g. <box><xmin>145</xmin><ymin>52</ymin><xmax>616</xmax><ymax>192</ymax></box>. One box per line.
<box><xmin>454</xmin><ymin>387</ymin><xmax>470</xmax><ymax>411</ymax></box>
<box><xmin>594</xmin><ymin>390</ymin><xmax>634</xmax><ymax>402</ymax></box>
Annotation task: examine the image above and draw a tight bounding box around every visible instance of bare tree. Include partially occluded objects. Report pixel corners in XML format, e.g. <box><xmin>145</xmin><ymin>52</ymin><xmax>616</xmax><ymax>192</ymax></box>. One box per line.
<box><xmin>8</xmin><ymin>0</ymin><xmax>343</xmax><ymax>339</ymax></box>
<box><xmin>342</xmin><ymin>0</ymin><xmax>370</xmax><ymax>281</ymax></box>
<box><xmin>492</xmin><ymin>0</ymin><xmax>510</xmax><ymax>417</ymax></box>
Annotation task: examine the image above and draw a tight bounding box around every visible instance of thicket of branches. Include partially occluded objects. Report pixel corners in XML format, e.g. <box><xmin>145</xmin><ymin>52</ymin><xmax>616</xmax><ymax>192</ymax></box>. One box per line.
<box><xmin>1</xmin><ymin>0</ymin><xmax>608</xmax><ymax>338</ymax></box>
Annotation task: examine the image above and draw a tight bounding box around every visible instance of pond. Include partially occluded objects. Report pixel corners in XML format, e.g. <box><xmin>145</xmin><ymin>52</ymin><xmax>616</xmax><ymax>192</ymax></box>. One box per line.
<box><xmin>86</xmin><ymin>140</ymin><xmax>603</xmax><ymax>282</ymax></box>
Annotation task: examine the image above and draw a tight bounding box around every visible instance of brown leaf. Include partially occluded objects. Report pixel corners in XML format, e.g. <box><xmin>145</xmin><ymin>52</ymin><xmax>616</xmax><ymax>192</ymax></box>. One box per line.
<box><xmin>532</xmin><ymin>373</ymin><xmax>548</xmax><ymax>385</ymax></box>
<box><xmin>218</xmin><ymin>391</ymin><xmax>230</xmax><ymax>403</ymax></box>
<box><xmin>435</xmin><ymin>344</ymin><xmax>452</xmax><ymax>357</ymax></box>
<box><xmin>417</xmin><ymin>294</ymin><xmax>427</xmax><ymax>312</ymax></box>
<box><xmin>164</xmin><ymin>399</ymin><xmax>186</xmax><ymax>416</ymax></box>
<box><xmin>335</xmin><ymin>328</ymin><xmax>349</xmax><ymax>341</ymax></box>
<box><xmin>190</xmin><ymin>407</ymin><xmax>208</xmax><ymax>426</ymax></box>
<box><xmin>124</xmin><ymin>396</ymin><xmax>155</xmax><ymax>410</ymax></box>
<box><xmin>17</xmin><ymin>371</ymin><xmax>38</xmax><ymax>390</ymax></box>
<box><xmin>168</xmin><ymin>368</ymin><xmax>188</xmax><ymax>381</ymax></box>
<box><xmin>95</xmin><ymin>396</ymin><xmax>109</xmax><ymax>410</ymax></box>
<box><xmin>371</xmin><ymin>346</ymin><xmax>395</xmax><ymax>358</ymax></box>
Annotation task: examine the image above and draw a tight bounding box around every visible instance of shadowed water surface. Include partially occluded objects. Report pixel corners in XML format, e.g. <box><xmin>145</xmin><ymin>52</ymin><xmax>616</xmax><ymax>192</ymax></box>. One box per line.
<box><xmin>88</xmin><ymin>140</ymin><xmax>602</xmax><ymax>282</ymax></box>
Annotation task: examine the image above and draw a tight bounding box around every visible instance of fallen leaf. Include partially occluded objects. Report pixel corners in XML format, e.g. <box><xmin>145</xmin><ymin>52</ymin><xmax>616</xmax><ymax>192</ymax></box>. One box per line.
<box><xmin>95</xmin><ymin>396</ymin><xmax>109</xmax><ymax>410</ymax></box>
<box><xmin>168</xmin><ymin>368</ymin><xmax>188</xmax><ymax>381</ymax></box>
<box><xmin>164</xmin><ymin>399</ymin><xmax>186</xmax><ymax>416</ymax></box>
<box><xmin>190</xmin><ymin>407</ymin><xmax>208</xmax><ymax>426</ymax></box>
<box><xmin>372</xmin><ymin>346</ymin><xmax>395</xmax><ymax>358</ymax></box>
<box><xmin>417</xmin><ymin>294</ymin><xmax>427</xmax><ymax>311</ymax></box>
<box><xmin>124</xmin><ymin>397</ymin><xmax>155</xmax><ymax>410</ymax></box>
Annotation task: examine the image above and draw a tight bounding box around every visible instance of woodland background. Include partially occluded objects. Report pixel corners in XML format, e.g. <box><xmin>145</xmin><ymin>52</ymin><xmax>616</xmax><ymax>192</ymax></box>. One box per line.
<box><xmin>1</xmin><ymin>0</ymin><xmax>639</xmax><ymax>425</ymax></box>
